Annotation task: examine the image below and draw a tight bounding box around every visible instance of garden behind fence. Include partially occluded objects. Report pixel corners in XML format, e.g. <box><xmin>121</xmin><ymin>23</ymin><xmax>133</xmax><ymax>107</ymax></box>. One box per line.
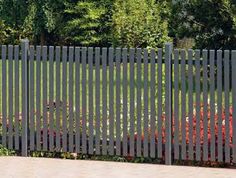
<box><xmin>0</xmin><ymin>40</ymin><xmax>236</xmax><ymax>166</ymax></box>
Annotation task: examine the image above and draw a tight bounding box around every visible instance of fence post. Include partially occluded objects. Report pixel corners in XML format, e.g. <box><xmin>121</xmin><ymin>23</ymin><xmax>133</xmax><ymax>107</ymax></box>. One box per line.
<box><xmin>21</xmin><ymin>39</ymin><xmax>29</xmax><ymax>157</ymax></box>
<box><xmin>232</xmin><ymin>50</ymin><xmax>236</xmax><ymax>163</ymax></box>
<box><xmin>165</xmin><ymin>42</ymin><xmax>173</xmax><ymax>165</ymax></box>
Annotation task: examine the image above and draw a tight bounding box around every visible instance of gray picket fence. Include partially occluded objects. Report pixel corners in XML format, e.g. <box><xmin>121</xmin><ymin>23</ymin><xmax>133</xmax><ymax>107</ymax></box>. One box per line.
<box><xmin>0</xmin><ymin>40</ymin><xmax>236</xmax><ymax>165</ymax></box>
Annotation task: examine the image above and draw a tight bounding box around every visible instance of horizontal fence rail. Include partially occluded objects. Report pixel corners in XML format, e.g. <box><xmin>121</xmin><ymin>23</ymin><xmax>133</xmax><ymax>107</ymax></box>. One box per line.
<box><xmin>0</xmin><ymin>41</ymin><xmax>236</xmax><ymax>166</ymax></box>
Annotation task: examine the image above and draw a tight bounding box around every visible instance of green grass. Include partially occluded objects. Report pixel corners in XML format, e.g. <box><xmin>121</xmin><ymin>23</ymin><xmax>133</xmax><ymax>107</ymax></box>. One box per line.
<box><xmin>0</xmin><ymin>60</ymin><xmax>232</xmax><ymax>135</ymax></box>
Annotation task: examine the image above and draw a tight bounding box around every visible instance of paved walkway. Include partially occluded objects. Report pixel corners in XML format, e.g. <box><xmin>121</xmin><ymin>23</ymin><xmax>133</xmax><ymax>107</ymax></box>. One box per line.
<box><xmin>0</xmin><ymin>156</ymin><xmax>235</xmax><ymax>178</ymax></box>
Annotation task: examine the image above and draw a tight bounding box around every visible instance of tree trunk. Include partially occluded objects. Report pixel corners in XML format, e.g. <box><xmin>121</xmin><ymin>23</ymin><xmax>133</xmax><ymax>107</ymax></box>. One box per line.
<box><xmin>40</xmin><ymin>32</ymin><xmax>45</xmax><ymax>46</ymax></box>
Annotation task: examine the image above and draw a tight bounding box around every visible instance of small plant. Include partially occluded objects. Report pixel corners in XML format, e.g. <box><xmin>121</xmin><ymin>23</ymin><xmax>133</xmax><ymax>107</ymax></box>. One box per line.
<box><xmin>0</xmin><ymin>145</ymin><xmax>15</xmax><ymax>156</ymax></box>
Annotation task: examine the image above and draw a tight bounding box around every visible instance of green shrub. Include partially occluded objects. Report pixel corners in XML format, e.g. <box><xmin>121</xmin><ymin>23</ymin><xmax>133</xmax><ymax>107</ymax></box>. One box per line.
<box><xmin>0</xmin><ymin>145</ymin><xmax>16</xmax><ymax>156</ymax></box>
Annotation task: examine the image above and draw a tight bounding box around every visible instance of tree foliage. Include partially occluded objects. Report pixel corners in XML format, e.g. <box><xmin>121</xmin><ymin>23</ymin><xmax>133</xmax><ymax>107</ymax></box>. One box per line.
<box><xmin>23</xmin><ymin>0</ymin><xmax>66</xmax><ymax>45</ymax></box>
<box><xmin>0</xmin><ymin>0</ymin><xmax>28</xmax><ymax>43</ymax></box>
<box><xmin>112</xmin><ymin>0</ymin><xmax>171</xmax><ymax>48</ymax></box>
<box><xmin>170</xmin><ymin>0</ymin><xmax>236</xmax><ymax>49</ymax></box>
<box><xmin>0</xmin><ymin>20</ymin><xmax>8</xmax><ymax>43</ymax></box>
<box><xmin>0</xmin><ymin>0</ymin><xmax>28</xmax><ymax>28</ymax></box>
<box><xmin>0</xmin><ymin>0</ymin><xmax>235</xmax><ymax>49</ymax></box>
<box><xmin>62</xmin><ymin>0</ymin><xmax>112</xmax><ymax>46</ymax></box>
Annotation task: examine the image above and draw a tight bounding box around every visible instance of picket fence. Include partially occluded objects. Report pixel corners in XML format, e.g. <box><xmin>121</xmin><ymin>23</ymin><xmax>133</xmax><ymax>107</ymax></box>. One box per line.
<box><xmin>0</xmin><ymin>39</ymin><xmax>236</xmax><ymax>165</ymax></box>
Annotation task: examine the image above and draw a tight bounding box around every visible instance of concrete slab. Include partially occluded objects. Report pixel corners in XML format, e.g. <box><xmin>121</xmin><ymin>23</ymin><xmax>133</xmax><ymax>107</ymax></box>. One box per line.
<box><xmin>0</xmin><ymin>156</ymin><xmax>235</xmax><ymax>178</ymax></box>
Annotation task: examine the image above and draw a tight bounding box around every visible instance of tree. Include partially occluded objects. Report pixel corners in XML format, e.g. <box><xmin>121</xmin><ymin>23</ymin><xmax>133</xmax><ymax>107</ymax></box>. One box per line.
<box><xmin>62</xmin><ymin>0</ymin><xmax>112</xmax><ymax>46</ymax></box>
<box><xmin>170</xmin><ymin>0</ymin><xmax>236</xmax><ymax>49</ymax></box>
<box><xmin>23</xmin><ymin>0</ymin><xmax>66</xmax><ymax>45</ymax></box>
<box><xmin>0</xmin><ymin>0</ymin><xmax>28</xmax><ymax>28</ymax></box>
<box><xmin>0</xmin><ymin>0</ymin><xmax>28</xmax><ymax>43</ymax></box>
<box><xmin>112</xmin><ymin>0</ymin><xmax>171</xmax><ymax>48</ymax></box>
<box><xmin>0</xmin><ymin>20</ymin><xmax>11</xmax><ymax>44</ymax></box>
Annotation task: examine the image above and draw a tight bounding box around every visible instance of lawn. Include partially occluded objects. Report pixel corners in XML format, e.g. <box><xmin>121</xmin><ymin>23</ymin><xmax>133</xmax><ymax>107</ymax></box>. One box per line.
<box><xmin>0</xmin><ymin>59</ymin><xmax>233</xmax><ymax>136</ymax></box>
